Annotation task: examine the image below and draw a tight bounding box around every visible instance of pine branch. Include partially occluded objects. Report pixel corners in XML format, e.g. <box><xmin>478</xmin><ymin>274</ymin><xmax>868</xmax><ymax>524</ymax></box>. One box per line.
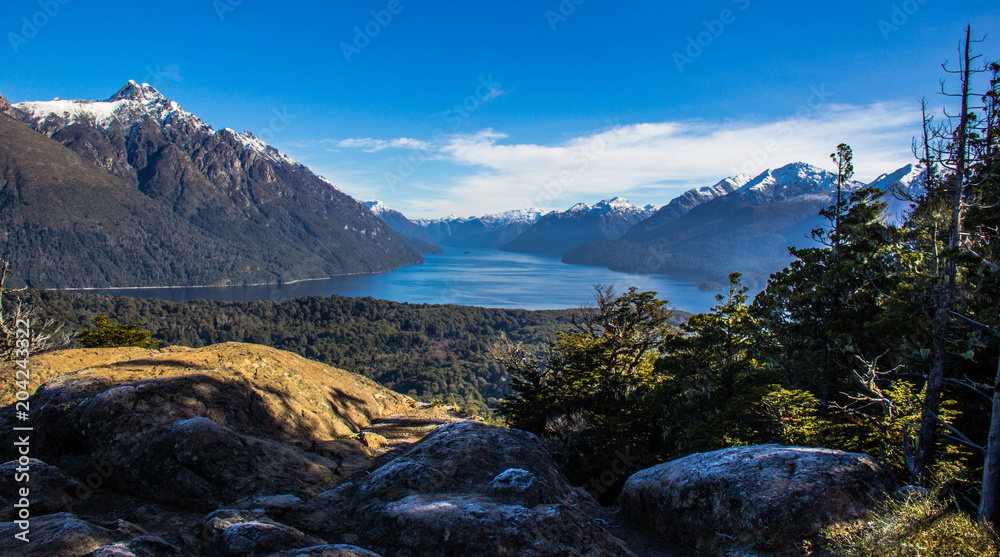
<box><xmin>930</xmin><ymin>408</ymin><xmax>984</xmax><ymax>454</ymax></box>
<box><xmin>946</xmin><ymin>309</ymin><xmax>999</xmax><ymax>337</ymax></box>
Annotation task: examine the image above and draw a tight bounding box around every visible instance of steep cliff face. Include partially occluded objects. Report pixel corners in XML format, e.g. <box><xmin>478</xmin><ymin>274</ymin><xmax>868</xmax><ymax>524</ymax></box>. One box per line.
<box><xmin>5</xmin><ymin>82</ymin><xmax>422</xmax><ymax>287</ymax></box>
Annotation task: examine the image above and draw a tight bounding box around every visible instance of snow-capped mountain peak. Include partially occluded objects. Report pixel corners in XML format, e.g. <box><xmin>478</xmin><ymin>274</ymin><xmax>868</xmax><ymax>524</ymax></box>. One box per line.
<box><xmin>480</xmin><ymin>207</ymin><xmax>546</xmax><ymax>225</ymax></box>
<box><xmin>364</xmin><ymin>200</ymin><xmax>392</xmax><ymax>216</ymax></box>
<box><xmin>734</xmin><ymin>162</ymin><xmax>852</xmax><ymax>203</ymax></box>
<box><xmin>867</xmin><ymin>163</ymin><xmax>927</xmax><ymax>224</ymax></box>
<box><xmin>108</xmin><ymin>80</ymin><xmax>168</xmax><ymax>104</ymax></box>
<box><xmin>593</xmin><ymin>196</ymin><xmax>634</xmax><ymax>211</ymax></box>
<box><xmin>16</xmin><ymin>80</ymin><xmax>205</xmax><ymax>133</ymax></box>
<box><xmin>15</xmin><ymin>81</ymin><xmax>305</xmax><ymax>175</ymax></box>
<box><xmin>561</xmin><ymin>197</ymin><xmax>655</xmax><ymax>217</ymax></box>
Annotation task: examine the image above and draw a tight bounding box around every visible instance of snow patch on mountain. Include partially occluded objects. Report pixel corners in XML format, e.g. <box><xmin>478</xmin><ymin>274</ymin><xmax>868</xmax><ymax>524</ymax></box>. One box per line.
<box><xmin>480</xmin><ymin>207</ymin><xmax>546</xmax><ymax>225</ymax></box>
<box><xmin>417</xmin><ymin>207</ymin><xmax>545</xmax><ymax>227</ymax></box>
<box><xmin>226</xmin><ymin>128</ymin><xmax>303</xmax><ymax>167</ymax></box>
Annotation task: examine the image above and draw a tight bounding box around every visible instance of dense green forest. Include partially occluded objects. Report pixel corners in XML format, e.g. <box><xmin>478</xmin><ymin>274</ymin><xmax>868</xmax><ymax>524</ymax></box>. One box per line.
<box><xmin>7</xmin><ymin>289</ymin><xmax>585</xmax><ymax>414</ymax></box>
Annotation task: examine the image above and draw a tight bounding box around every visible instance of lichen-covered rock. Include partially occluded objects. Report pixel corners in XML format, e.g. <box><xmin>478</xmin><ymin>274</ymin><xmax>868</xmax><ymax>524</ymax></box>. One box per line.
<box><xmin>89</xmin><ymin>536</ymin><xmax>191</xmax><ymax>557</ymax></box>
<box><xmin>354</xmin><ymin>421</ymin><xmax>589</xmax><ymax>508</ymax></box>
<box><xmin>619</xmin><ymin>444</ymin><xmax>894</xmax><ymax>555</ymax></box>
<box><xmin>489</xmin><ymin>468</ymin><xmax>536</xmax><ymax>497</ymax></box>
<box><xmin>125</xmin><ymin>416</ymin><xmax>338</xmax><ymax>509</ymax></box>
<box><xmin>363</xmin><ymin>493</ymin><xmax>631</xmax><ymax>557</ymax></box>
<box><xmin>298</xmin><ymin>421</ymin><xmax>635</xmax><ymax>556</ymax></box>
<box><xmin>0</xmin><ymin>513</ymin><xmax>178</xmax><ymax>557</ymax></box>
<box><xmin>252</xmin><ymin>494</ymin><xmax>305</xmax><ymax>513</ymax></box>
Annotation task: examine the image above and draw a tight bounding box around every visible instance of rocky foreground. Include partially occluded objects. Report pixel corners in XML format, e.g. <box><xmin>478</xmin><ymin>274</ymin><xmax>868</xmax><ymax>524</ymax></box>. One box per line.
<box><xmin>0</xmin><ymin>344</ymin><xmax>894</xmax><ymax>556</ymax></box>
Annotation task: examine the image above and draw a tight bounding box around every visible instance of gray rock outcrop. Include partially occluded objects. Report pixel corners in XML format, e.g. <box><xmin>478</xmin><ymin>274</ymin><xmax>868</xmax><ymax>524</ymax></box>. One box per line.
<box><xmin>619</xmin><ymin>444</ymin><xmax>894</xmax><ymax>555</ymax></box>
<box><xmin>288</xmin><ymin>421</ymin><xmax>634</xmax><ymax>556</ymax></box>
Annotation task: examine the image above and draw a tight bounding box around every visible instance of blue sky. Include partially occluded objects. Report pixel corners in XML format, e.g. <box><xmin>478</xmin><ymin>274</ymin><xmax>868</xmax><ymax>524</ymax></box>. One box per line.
<box><xmin>2</xmin><ymin>0</ymin><xmax>998</xmax><ymax>218</ymax></box>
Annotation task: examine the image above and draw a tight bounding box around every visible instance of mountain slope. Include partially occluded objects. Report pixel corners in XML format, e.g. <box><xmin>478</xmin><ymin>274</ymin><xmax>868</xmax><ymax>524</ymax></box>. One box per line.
<box><xmin>500</xmin><ymin>197</ymin><xmax>656</xmax><ymax>257</ymax></box>
<box><xmin>0</xmin><ymin>98</ymin><xmax>275</xmax><ymax>288</ymax></box>
<box><xmin>365</xmin><ymin>200</ymin><xmax>443</xmax><ymax>254</ymax></box>
<box><xmin>562</xmin><ymin>163</ymin><xmax>860</xmax><ymax>286</ymax></box>
<box><xmin>6</xmin><ymin>82</ymin><xmax>422</xmax><ymax>287</ymax></box>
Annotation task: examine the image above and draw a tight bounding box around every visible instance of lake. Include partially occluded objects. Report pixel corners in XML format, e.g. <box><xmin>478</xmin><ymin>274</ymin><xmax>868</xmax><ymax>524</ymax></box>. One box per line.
<box><xmin>79</xmin><ymin>247</ymin><xmax>720</xmax><ymax>313</ymax></box>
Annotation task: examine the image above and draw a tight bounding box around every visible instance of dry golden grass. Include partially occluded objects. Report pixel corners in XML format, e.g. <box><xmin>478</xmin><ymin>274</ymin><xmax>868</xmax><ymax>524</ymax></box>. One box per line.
<box><xmin>823</xmin><ymin>491</ymin><xmax>999</xmax><ymax>557</ymax></box>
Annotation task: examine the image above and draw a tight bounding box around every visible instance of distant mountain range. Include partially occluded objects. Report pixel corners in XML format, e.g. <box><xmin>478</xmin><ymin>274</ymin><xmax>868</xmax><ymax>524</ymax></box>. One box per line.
<box><xmin>366</xmin><ymin>161</ymin><xmax>923</xmax><ymax>291</ymax></box>
<box><xmin>364</xmin><ymin>200</ymin><xmax>442</xmax><ymax>254</ymax></box>
<box><xmin>416</xmin><ymin>208</ymin><xmax>546</xmax><ymax>249</ymax></box>
<box><xmin>500</xmin><ymin>197</ymin><xmax>657</xmax><ymax>257</ymax></box>
<box><xmin>2</xmin><ymin>81</ymin><xmax>421</xmax><ymax>288</ymax></box>
<box><xmin>563</xmin><ymin>162</ymin><xmax>924</xmax><ymax>287</ymax></box>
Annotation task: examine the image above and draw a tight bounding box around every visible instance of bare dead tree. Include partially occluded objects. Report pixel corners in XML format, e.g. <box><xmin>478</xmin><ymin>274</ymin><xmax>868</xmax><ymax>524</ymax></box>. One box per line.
<box><xmin>0</xmin><ymin>259</ymin><xmax>66</xmax><ymax>361</ymax></box>
<box><xmin>912</xmin><ymin>25</ymin><xmax>989</xmax><ymax>485</ymax></box>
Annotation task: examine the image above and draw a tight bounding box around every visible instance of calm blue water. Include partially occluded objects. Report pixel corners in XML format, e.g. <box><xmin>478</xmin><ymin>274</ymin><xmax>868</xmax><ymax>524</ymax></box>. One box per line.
<box><xmin>78</xmin><ymin>248</ymin><xmax>719</xmax><ymax>313</ymax></box>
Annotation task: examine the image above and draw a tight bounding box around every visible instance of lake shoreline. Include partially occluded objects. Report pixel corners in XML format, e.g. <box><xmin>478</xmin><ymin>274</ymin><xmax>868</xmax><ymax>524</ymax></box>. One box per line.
<box><xmin>51</xmin><ymin>267</ymin><xmax>420</xmax><ymax>292</ymax></box>
<box><xmin>50</xmin><ymin>248</ymin><xmax>719</xmax><ymax>313</ymax></box>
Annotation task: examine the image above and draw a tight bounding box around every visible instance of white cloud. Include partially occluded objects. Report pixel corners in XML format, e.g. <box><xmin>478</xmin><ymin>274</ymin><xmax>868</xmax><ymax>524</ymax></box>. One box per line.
<box><xmin>332</xmin><ymin>101</ymin><xmax>924</xmax><ymax>218</ymax></box>
<box><xmin>333</xmin><ymin>137</ymin><xmax>433</xmax><ymax>153</ymax></box>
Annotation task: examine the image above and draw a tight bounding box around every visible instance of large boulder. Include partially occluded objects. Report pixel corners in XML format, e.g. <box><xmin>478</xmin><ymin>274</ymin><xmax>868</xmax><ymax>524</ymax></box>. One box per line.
<box><xmin>361</xmin><ymin>493</ymin><xmax>627</xmax><ymax>556</ymax></box>
<box><xmin>0</xmin><ymin>343</ymin><xmax>415</xmax><ymax>510</ymax></box>
<box><xmin>288</xmin><ymin>421</ymin><xmax>634</xmax><ymax>556</ymax></box>
<box><xmin>354</xmin><ymin>421</ymin><xmax>590</xmax><ymax>508</ymax></box>
<box><xmin>619</xmin><ymin>444</ymin><xmax>894</xmax><ymax>555</ymax></box>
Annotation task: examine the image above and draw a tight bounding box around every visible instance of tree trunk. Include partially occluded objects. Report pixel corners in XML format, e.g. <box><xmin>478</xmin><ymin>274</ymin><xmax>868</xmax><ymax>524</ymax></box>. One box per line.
<box><xmin>980</xmin><ymin>355</ymin><xmax>1000</xmax><ymax>527</ymax></box>
<box><xmin>913</xmin><ymin>25</ymin><xmax>973</xmax><ymax>483</ymax></box>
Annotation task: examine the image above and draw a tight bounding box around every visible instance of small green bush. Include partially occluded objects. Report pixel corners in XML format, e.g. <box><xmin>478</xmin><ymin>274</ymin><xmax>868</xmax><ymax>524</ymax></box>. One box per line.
<box><xmin>77</xmin><ymin>315</ymin><xmax>160</xmax><ymax>349</ymax></box>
